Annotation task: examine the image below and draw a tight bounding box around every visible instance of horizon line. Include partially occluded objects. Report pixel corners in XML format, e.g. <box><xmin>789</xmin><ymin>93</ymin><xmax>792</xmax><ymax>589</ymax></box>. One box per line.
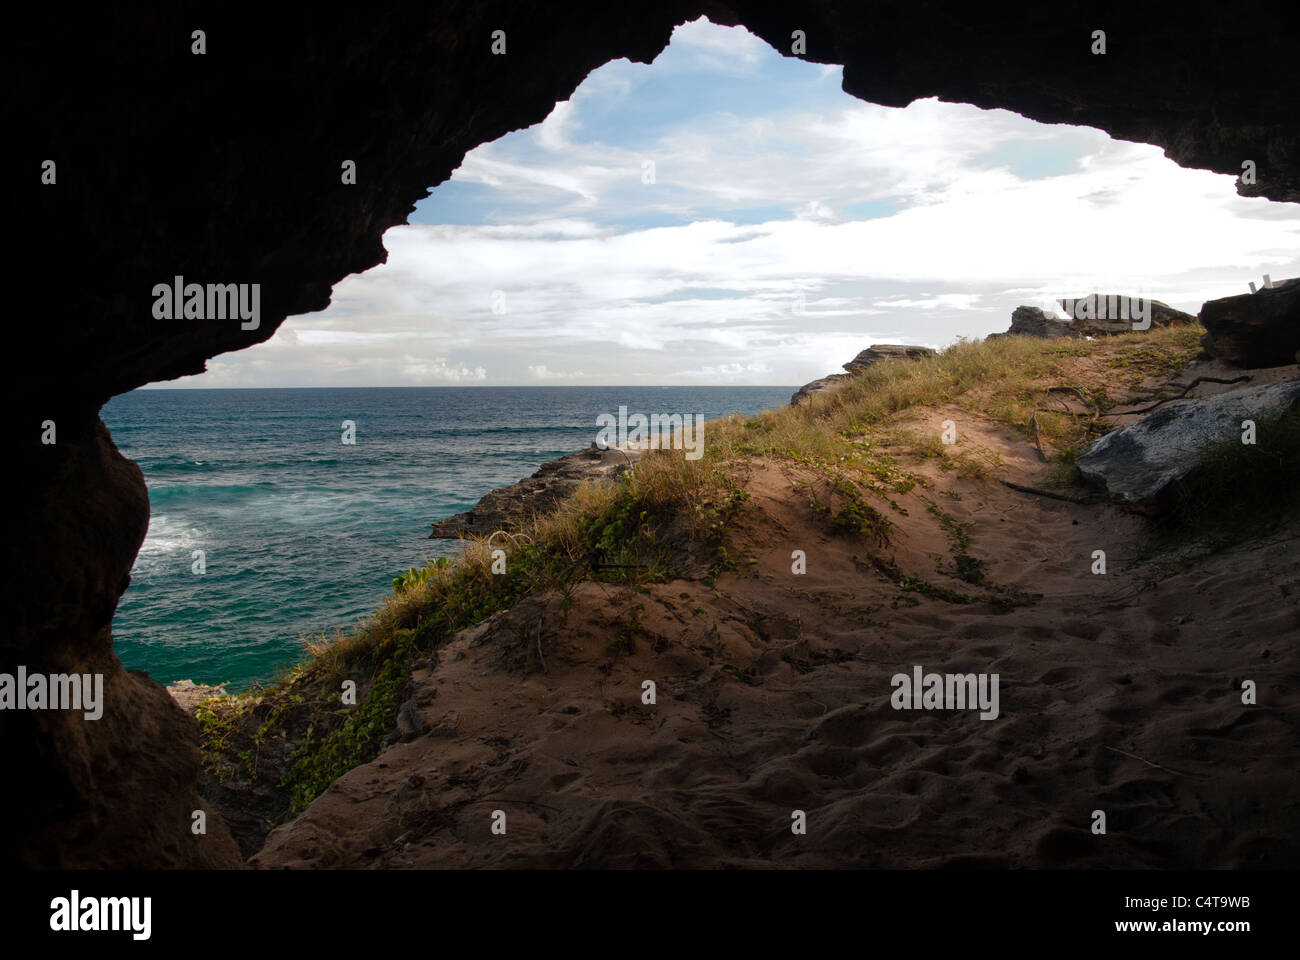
<box><xmin>133</xmin><ymin>383</ymin><xmax>802</xmax><ymax>391</ymax></box>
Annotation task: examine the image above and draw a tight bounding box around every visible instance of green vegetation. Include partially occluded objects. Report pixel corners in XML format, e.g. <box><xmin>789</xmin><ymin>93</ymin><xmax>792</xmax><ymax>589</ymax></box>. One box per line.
<box><xmin>282</xmin><ymin>628</ymin><xmax>415</xmax><ymax>816</ymax></box>
<box><xmin>923</xmin><ymin>496</ymin><xmax>984</xmax><ymax>585</ymax></box>
<box><xmin>393</xmin><ymin>556</ymin><xmax>452</xmax><ymax>594</ymax></box>
<box><xmin>1155</xmin><ymin>406</ymin><xmax>1300</xmax><ymax>548</ymax></box>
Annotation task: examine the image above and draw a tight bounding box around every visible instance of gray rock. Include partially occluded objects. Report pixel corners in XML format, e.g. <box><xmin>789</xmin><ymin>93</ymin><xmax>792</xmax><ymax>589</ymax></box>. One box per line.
<box><xmin>990</xmin><ymin>297</ymin><xmax>1196</xmax><ymax>341</ymax></box>
<box><xmin>429</xmin><ymin>445</ymin><xmax>641</xmax><ymax>538</ymax></box>
<box><xmin>842</xmin><ymin>343</ymin><xmax>938</xmax><ymax>371</ymax></box>
<box><xmin>1058</xmin><ymin>294</ymin><xmax>1197</xmax><ymax>336</ymax></box>
<box><xmin>987</xmin><ymin>305</ymin><xmax>1078</xmax><ymax>340</ymax></box>
<box><xmin>1076</xmin><ymin>380</ymin><xmax>1300</xmax><ymax>504</ymax></box>
<box><xmin>166</xmin><ymin>679</ymin><xmax>228</xmax><ymax>714</ymax></box>
<box><xmin>789</xmin><ymin>373</ymin><xmax>850</xmax><ymax>405</ymax></box>
<box><xmin>1199</xmin><ymin>277</ymin><xmax>1300</xmax><ymax>367</ymax></box>
<box><xmin>791</xmin><ymin>344</ymin><xmax>936</xmax><ymax>405</ymax></box>
<box><xmin>382</xmin><ymin>699</ymin><xmax>431</xmax><ymax>747</ymax></box>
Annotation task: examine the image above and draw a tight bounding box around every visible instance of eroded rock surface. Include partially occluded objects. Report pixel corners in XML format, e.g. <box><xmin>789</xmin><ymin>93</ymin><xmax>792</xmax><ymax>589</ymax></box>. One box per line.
<box><xmin>1200</xmin><ymin>278</ymin><xmax>1300</xmax><ymax>367</ymax></box>
<box><xmin>1059</xmin><ymin>295</ymin><xmax>1198</xmax><ymax>335</ymax></box>
<box><xmin>430</xmin><ymin>446</ymin><xmax>642</xmax><ymax>538</ymax></box>
<box><xmin>1076</xmin><ymin>379</ymin><xmax>1300</xmax><ymax>504</ymax></box>
<box><xmin>792</xmin><ymin>343</ymin><xmax>936</xmax><ymax>404</ymax></box>
<box><xmin>989</xmin><ymin>298</ymin><xmax>1197</xmax><ymax>340</ymax></box>
<box><xmin>988</xmin><ymin>306</ymin><xmax>1078</xmax><ymax>340</ymax></box>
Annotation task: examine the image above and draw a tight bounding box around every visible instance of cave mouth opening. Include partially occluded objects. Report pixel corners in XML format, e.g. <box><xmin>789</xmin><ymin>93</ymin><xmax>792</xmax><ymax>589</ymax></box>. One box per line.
<box><xmin>14</xmin><ymin>4</ymin><xmax>1300</xmax><ymax>873</ymax></box>
<box><xmin>102</xmin><ymin>16</ymin><xmax>1298</xmax><ymax>696</ymax></box>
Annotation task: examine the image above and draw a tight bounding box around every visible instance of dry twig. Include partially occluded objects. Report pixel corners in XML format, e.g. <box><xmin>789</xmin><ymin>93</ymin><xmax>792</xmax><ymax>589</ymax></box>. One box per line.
<box><xmin>1104</xmin><ymin>745</ymin><xmax>1205</xmax><ymax>779</ymax></box>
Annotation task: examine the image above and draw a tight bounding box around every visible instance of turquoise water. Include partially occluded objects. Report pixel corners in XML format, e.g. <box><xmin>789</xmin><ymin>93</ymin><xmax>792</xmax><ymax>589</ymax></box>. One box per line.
<box><xmin>101</xmin><ymin>386</ymin><xmax>794</xmax><ymax>690</ymax></box>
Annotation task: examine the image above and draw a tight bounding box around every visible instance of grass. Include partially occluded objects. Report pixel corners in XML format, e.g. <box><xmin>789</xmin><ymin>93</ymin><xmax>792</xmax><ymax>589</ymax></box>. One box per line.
<box><xmin>196</xmin><ymin>324</ymin><xmax>1208</xmax><ymax>821</ymax></box>
<box><xmin>731</xmin><ymin>327</ymin><xmax>1201</xmax><ymax>472</ymax></box>
<box><xmin>1152</xmin><ymin>406</ymin><xmax>1300</xmax><ymax>549</ymax></box>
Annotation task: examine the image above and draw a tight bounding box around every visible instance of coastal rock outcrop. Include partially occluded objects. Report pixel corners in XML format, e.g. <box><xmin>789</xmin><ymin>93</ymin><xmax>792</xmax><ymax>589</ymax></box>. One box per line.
<box><xmin>13</xmin><ymin>2</ymin><xmax>1300</xmax><ymax>867</ymax></box>
<box><xmin>430</xmin><ymin>445</ymin><xmax>642</xmax><ymax>538</ymax></box>
<box><xmin>1059</xmin><ymin>295</ymin><xmax>1198</xmax><ymax>336</ymax></box>
<box><xmin>792</xmin><ymin>343</ymin><xmax>936</xmax><ymax>404</ymax></box>
<box><xmin>844</xmin><ymin>343</ymin><xmax>938</xmax><ymax>371</ymax></box>
<box><xmin>987</xmin><ymin>306</ymin><xmax>1078</xmax><ymax>340</ymax></box>
<box><xmin>790</xmin><ymin>373</ymin><xmax>851</xmax><ymax>404</ymax></box>
<box><xmin>1199</xmin><ymin>278</ymin><xmax>1300</xmax><ymax>367</ymax></box>
<box><xmin>1076</xmin><ymin>379</ymin><xmax>1300</xmax><ymax>504</ymax></box>
<box><xmin>989</xmin><ymin>297</ymin><xmax>1197</xmax><ymax>340</ymax></box>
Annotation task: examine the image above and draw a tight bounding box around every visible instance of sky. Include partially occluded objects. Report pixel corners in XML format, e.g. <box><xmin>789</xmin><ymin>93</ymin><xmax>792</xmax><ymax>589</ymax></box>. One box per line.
<box><xmin>165</xmin><ymin>17</ymin><xmax>1300</xmax><ymax>389</ymax></box>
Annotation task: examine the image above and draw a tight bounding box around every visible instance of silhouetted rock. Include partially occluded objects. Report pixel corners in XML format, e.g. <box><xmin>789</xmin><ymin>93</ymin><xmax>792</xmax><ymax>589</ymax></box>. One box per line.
<box><xmin>1199</xmin><ymin>278</ymin><xmax>1300</xmax><ymax>367</ymax></box>
<box><xmin>988</xmin><ymin>306</ymin><xmax>1078</xmax><ymax>340</ymax></box>
<box><xmin>1076</xmin><ymin>380</ymin><xmax>1300</xmax><ymax>504</ymax></box>
<box><xmin>1058</xmin><ymin>295</ymin><xmax>1197</xmax><ymax>336</ymax></box>
<box><xmin>992</xmin><ymin>298</ymin><xmax>1197</xmax><ymax>340</ymax></box>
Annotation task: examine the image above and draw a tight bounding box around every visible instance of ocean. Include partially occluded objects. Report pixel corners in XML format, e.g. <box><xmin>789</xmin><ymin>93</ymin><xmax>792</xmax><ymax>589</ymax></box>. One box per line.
<box><xmin>101</xmin><ymin>386</ymin><xmax>795</xmax><ymax>690</ymax></box>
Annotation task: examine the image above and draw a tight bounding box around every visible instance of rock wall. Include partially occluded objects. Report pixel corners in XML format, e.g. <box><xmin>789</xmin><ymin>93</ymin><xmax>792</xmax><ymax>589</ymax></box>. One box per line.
<box><xmin>10</xmin><ymin>1</ymin><xmax>1299</xmax><ymax>866</ymax></box>
<box><xmin>1200</xmin><ymin>278</ymin><xmax>1300</xmax><ymax>367</ymax></box>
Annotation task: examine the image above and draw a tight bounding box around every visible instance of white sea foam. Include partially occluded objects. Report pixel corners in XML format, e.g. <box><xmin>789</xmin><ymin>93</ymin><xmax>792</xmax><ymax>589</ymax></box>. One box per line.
<box><xmin>134</xmin><ymin>514</ymin><xmax>204</xmax><ymax>563</ymax></box>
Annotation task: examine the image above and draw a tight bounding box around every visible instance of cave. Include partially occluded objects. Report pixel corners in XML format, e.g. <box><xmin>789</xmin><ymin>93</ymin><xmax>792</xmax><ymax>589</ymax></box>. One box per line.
<box><xmin>9</xmin><ymin>2</ymin><xmax>1298</xmax><ymax>868</ymax></box>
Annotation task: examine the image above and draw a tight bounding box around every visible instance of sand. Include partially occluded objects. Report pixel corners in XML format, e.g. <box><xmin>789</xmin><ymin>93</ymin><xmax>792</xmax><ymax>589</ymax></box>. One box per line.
<box><xmin>252</xmin><ymin>369</ymin><xmax>1300</xmax><ymax>869</ymax></box>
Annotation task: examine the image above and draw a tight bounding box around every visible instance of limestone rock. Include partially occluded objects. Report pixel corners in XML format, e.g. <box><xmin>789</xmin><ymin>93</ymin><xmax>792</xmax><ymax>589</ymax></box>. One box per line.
<box><xmin>988</xmin><ymin>306</ymin><xmax>1078</xmax><ymax>340</ymax></box>
<box><xmin>790</xmin><ymin>373</ymin><xmax>851</xmax><ymax>405</ymax></box>
<box><xmin>430</xmin><ymin>445</ymin><xmax>642</xmax><ymax>538</ymax></box>
<box><xmin>1076</xmin><ymin>380</ymin><xmax>1300</xmax><ymax>504</ymax></box>
<box><xmin>1199</xmin><ymin>278</ymin><xmax>1300</xmax><ymax>368</ymax></box>
<box><xmin>1058</xmin><ymin>295</ymin><xmax>1197</xmax><ymax>336</ymax></box>
<box><xmin>843</xmin><ymin>344</ymin><xmax>939</xmax><ymax>371</ymax></box>
<box><xmin>168</xmin><ymin>680</ymin><xmax>229</xmax><ymax>714</ymax></box>
<box><xmin>791</xmin><ymin>344</ymin><xmax>936</xmax><ymax>404</ymax></box>
<box><xmin>991</xmin><ymin>298</ymin><xmax>1197</xmax><ymax>341</ymax></box>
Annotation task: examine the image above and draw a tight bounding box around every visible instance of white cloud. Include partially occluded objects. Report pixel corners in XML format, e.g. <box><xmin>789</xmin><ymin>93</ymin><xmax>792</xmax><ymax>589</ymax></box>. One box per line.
<box><xmin>398</xmin><ymin>356</ymin><xmax>487</xmax><ymax>381</ymax></box>
<box><xmin>875</xmin><ymin>294</ymin><xmax>985</xmax><ymax>311</ymax></box>
<box><xmin>668</xmin><ymin>17</ymin><xmax>768</xmax><ymax>72</ymax></box>
<box><xmin>535</xmin><ymin>99</ymin><xmax>576</xmax><ymax>151</ymax></box>
<box><xmin>527</xmin><ymin>364</ymin><xmax>586</xmax><ymax>380</ymax></box>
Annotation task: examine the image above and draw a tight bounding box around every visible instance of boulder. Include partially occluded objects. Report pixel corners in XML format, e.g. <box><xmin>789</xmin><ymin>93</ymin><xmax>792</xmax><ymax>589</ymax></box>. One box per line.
<box><xmin>843</xmin><ymin>343</ymin><xmax>939</xmax><ymax>371</ymax></box>
<box><xmin>1199</xmin><ymin>278</ymin><xmax>1300</xmax><ymax>367</ymax></box>
<box><xmin>1076</xmin><ymin>379</ymin><xmax>1300</xmax><ymax>504</ymax></box>
<box><xmin>1058</xmin><ymin>295</ymin><xmax>1198</xmax><ymax>336</ymax></box>
<box><xmin>430</xmin><ymin>445</ymin><xmax>640</xmax><ymax>538</ymax></box>
<box><xmin>987</xmin><ymin>305</ymin><xmax>1078</xmax><ymax>340</ymax></box>
<box><xmin>790</xmin><ymin>373</ymin><xmax>850</xmax><ymax>405</ymax></box>
<box><xmin>791</xmin><ymin>344</ymin><xmax>936</xmax><ymax>405</ymax></box>
<box><xmin>167</xmin><ymin>679</ymin><xmax>229</xmax><ymax>714</ymax></box>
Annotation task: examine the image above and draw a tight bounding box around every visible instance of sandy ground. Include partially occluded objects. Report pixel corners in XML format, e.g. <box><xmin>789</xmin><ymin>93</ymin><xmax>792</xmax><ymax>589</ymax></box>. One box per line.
<box><xmin>252</xmin><ymin>368</ymin><xmax>1300</xmax><ymax>869</ymax></box>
